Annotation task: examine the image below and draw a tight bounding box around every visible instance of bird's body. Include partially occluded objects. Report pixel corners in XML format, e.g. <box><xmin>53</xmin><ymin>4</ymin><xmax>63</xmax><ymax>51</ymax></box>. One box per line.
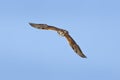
<box><xmin>29</xmin><ymin>23</ymin><xmax>87</xmax><ymax>58</ymax></box>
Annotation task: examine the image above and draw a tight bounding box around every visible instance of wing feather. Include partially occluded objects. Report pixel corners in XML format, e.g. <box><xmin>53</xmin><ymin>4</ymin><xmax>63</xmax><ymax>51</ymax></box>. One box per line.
<box><xmin>64</xmin><ymin>33</ymin><xmax>87</xmax><ymax>58</ymax></box>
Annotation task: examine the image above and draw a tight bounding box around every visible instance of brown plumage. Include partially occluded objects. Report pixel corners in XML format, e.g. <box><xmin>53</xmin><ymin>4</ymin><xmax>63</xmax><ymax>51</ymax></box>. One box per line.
<box><xmin>29</xmin><ymin>23</ymin><xmax>87</xmax><ymax>58</ymax></box>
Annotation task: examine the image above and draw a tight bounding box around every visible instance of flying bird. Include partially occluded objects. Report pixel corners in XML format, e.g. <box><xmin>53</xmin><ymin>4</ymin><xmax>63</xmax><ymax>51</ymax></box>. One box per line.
<box><xmin>29</xmin><ymin>23</ymin><xmax>87</xmax><ymax>58</ymax></box>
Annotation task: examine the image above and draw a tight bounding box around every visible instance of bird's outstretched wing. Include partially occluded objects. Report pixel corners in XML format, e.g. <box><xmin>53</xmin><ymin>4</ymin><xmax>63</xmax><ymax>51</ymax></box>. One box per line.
<box><xmin>29</xmin><ymin>23</ymin><xmax>87</xmax><ymax>58</ymax></box>
<box><xmin>64</xmin><ymin>33</ymin><xmax>87</xmax><ymax>58</ymax></box>
<box><xmin>29</xmin><ymin>23</ymin><xmax>60</xmax><ymax>31</ymax></box>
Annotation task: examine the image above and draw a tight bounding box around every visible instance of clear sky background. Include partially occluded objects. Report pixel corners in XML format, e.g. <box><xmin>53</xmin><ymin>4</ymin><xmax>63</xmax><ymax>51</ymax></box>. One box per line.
<box><xmin>0</xmin><ymin>0</ymin><xmax>120</xmax><ymax>80</ymax></box>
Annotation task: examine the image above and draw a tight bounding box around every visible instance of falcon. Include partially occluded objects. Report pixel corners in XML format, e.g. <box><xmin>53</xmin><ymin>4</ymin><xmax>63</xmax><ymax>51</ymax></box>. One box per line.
<box><xmin>29</xmin><ymin>23</ymin><xmax>87</xmax><ymax>58</ymax></box>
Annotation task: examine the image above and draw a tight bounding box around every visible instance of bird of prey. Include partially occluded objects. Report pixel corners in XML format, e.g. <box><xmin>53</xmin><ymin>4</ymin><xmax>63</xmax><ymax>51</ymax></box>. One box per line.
<box><xmin>29</xmin><ymin>23</ymin><xmax>87</xmax><ymax>58</ymax></box>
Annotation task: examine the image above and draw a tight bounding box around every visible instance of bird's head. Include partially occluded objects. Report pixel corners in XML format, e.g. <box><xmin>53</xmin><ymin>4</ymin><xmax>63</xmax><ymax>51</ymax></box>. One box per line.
<box><xmin>57</xmin><ymin>29</ymin><xmax>68</xmax><ymax>37</ymax></box>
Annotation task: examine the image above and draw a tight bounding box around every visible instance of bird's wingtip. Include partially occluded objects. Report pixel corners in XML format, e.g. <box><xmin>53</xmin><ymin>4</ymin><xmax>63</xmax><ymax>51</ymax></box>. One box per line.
<box><xmin>29</xmin><ymin>22</ymin><xmax>35</xmax><ymax>26</ymax></box>
<box><xmin>29</xmin><ymin>22</ymin><xmax>38</xmax><ymax>28</ymax></box>
<box><xmin>82</xmin><ymin>55</ymin><xmax>87</xmax><ymax>58</ymax></box>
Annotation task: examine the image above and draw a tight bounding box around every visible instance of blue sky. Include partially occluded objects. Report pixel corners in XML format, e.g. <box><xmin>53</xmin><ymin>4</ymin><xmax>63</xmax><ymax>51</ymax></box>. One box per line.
<box><xmin>0</xmin><ymin>0</ymin><xmax>120</xmax><ymax>80</ymax></box>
